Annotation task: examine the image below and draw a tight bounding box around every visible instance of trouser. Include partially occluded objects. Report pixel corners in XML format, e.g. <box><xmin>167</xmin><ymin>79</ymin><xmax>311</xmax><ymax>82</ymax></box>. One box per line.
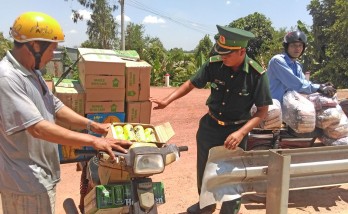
<box><xmin>1</xmin><ymin>186</ymin><xmax>56</xmax><ymax>214</ymax></box>
<box><xmin>196</xmin><ymin>114</ymin><xmax>247</xmax><ymax>214</ymax></box>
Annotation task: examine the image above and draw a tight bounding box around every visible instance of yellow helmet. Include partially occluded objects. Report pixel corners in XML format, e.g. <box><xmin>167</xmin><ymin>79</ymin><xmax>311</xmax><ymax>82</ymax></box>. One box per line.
<box><xmin>10</xmin><ymin>12</ymin><xmax>65</xmax><ymax>43</ymax></box>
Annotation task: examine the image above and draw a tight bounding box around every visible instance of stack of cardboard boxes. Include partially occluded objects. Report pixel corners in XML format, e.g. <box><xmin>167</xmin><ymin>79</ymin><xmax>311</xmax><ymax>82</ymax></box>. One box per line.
<box><xmin>52</xmin><ymin>78</ymin><xmax>87</xmax><ymax>162</ymax></box>
<box><xmin>124</xmin><ymin>60</ymin><xmax>152</xmax><ymax>123</ymax></box>
<box><xmin>78</xmin><ymin>48</ymin><xmax>127</xmax><ymax>130</ymax></box>
<box><xmin>53</xmin><ymin>48</ymin><xmax>153</xmax><ymax>162</ymax></box>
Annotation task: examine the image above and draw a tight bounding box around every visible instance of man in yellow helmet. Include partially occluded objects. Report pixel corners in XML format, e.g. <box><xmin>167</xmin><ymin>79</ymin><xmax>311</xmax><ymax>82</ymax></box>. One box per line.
<box><xmin>0</xmin><ymin>12</ymin><xmax>132</xmax><ymax>214</ymax></box>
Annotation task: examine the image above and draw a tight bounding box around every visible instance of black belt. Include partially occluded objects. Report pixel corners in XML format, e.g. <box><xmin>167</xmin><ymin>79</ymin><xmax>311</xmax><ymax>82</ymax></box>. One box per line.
<box><xmin>208</xmin><ymin>111</ymin><xmax>248</xmax><ymax>126</ymax></box>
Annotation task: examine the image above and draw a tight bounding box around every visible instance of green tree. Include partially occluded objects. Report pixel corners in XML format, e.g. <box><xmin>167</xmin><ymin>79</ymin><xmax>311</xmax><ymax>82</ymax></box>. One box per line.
<box><xmin>0</xmin><ymin>32</ymin><xmax>12</xmax><ymax>58</ymax></box>
<box><xmin>84</xmin><ymin>0</ymin><xmax>119</xmax><ymax>49</ymax></box>
<box><xmin>307</xmin><ymin>0</ymin><xmax>348</xmax><ymax>88</ymax></box>
<box><xmin>260</xmin><ymin>28</ymin><xmax>286</xmax><ymax>69</ymax></box>
<box><xmin>125</xmin><ymin>23</ymin><xmax>146</xmax><ymax>57</ymax></box>
<box><xmin>70</xmin><ymin>0</ymin><xmax>118</xmax><ymax>23</ymax></box>
<box><xmin>228</xmin><ymin>12</ymin><xmax>275</xmax><ymax>67</ymax></box>
<box><xmin>165</xmin><ymin>48</ymin><xmax>197</xmax><ymax>86</ymax></box>
<box><xmin>170</xmin><ymin>53</ymin><xmax>196</xmax><ymax>87</ymax></box>
<box><xmin>193</xmin><ymin>35</ymin><xmax>213</xmax><ymax>68</ymax></box>
<box><xmin>142</xmin><ymin>37</ymin><xmax>167</xmax><ymax>86</ymax></box>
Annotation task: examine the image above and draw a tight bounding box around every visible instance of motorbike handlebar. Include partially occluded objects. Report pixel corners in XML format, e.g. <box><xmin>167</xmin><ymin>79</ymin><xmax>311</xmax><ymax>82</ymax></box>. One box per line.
<box><xmin>178</xmin><ymin>146</ymin><xmax>188</xmax><ymax>152</ymax></box>
<box><xmin>74</xmin><ymin>145</ymin><xmax>188</xmax><ymax>157</ymax></box>
<box><xmin>74</xmin><ymin>149</ymin><xmax>98</xmax><ymax>155</ymax></box>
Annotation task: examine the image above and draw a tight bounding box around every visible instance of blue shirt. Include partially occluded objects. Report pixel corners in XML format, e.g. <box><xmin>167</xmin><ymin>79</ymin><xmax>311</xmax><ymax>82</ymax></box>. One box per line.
<box><xmin>267</xmin><ymin>53</ymin><xmax>320</xmax><ymax>103</ymax></box>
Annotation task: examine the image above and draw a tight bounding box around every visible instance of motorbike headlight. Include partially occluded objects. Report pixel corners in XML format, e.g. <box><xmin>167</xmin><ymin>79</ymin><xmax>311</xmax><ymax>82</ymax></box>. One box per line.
<box><xmin>134</xmin><ymin>154</ymin><xmax>164</xmax><ymax>174</ymax></box>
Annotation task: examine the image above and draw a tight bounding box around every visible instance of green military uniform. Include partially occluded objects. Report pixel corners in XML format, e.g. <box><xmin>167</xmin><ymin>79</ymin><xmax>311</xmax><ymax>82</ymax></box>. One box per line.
<box><xmin>188</xmin><ymin>25</ymin><xmax>272</xmax><ymax>214</ymax></box>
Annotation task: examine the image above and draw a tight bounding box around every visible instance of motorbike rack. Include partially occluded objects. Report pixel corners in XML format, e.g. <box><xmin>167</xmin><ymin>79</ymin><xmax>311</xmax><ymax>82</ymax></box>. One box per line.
<box><xmin>247</xmin><ymin>126</ymin><xmax>320</xmax><ymax>151</ymax></box>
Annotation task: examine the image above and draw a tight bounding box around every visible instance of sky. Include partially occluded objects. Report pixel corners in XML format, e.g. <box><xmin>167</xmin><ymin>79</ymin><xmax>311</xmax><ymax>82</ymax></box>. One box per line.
<box><xmin>0</xmin><ymin>0</ymin><xmax>313</xmax><ymax>51</ymax></box>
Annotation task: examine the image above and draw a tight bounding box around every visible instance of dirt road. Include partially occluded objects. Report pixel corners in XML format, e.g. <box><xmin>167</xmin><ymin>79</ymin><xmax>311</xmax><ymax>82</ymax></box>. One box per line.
<box><xmin>2</xmin><ymin>85</ymin><xmax>346</xmax><ymax>213</ymax></box>
<box><xmin>52</xmin><ymin>87</ymin><xmax>348</xmax><ymax>214</ymax></box>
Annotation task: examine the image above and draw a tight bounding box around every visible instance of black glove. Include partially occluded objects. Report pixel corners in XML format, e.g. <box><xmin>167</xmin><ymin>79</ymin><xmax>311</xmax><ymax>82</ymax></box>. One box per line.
<box><xmin>318</xmin><ymin>84</ymin><xmax>336</xmax><ymax>97</ymax></box>
<box><xmin>324</xmin><ymin>82</ymin><xmax>334</xmax><ymax>87</ymax></box>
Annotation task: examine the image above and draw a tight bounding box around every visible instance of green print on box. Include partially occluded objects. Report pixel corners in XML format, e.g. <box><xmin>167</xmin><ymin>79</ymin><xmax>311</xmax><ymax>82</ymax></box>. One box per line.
<box><xmin>91</xmin><ymin>78</ymin><xmax>106</xmax><ymax>86</ymax></box>
<box><xmin>85</xmin><ymin>183</ymin><xmax>165</xmax><ymax>213</ymax></box>
<box><xmin>127</xmin><ymin>91</ymin><xmax>136</xmax><ymax>96</ymax></box>
<box><xmin>113</xmin><ymin>78</ymin><xmax>119</xmax><ymax>87</ymax></box>
<box><xmin>120</xmin><ymin>182</ymin><xmax>165</xmax><ymax>206</ymax></box>
<box><xmin>88</xmin><ymin>182</ymin><xmax>165</xmax><ymax>209</ymax></box>
<box><xmin>89</xmin><ymin>104</ymin><xmax>117</xmax><ymax>112</ymax></box>
<box><xmin>111</xmin><ymin>104</ymin><xmax>117</xmax><ymax>112</ymax></box>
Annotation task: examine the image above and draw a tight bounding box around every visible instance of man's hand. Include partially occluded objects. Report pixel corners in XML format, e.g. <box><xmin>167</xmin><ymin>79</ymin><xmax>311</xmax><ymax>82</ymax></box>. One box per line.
<box><xmin>90</xmin><ymin>122</ymin><xmax>111</xmax><ymax>135</ymax></box>
<box><xmin>224</xmin><ymin>131</ymin><xmax>245</xmax><ymax>150</ymax></box>
<box><xmin>93</xmin><ymin>138</ymin><xmax>132</xmax><ymax>160</ymax></box>
<box><xmin>318</xmin><ymin>84</ymin><xmax>337</xmax><ymax>98</ymax></box>
<box><xmin>150</xmin><ymin>97</ymin><xmax>169</xmax><ymax>110</ymax></box>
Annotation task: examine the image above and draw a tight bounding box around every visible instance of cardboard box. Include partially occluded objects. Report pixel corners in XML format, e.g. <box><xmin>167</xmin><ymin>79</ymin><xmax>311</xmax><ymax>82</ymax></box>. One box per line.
<box><xmin>86</xmin><ymin>112</ymin><xmax>125</xmax><ymax>124</ymax></box>
<box><xmin>80</xmin><ymin>74</ymin><xmax>125</xmax><ymax>89</ymax></box>
<box><xmin>85</xmin><ymin>88</ymin><xmax>125</xmax><ymax>102</ymax></box>
<box><xmin>85</xmin><ymin>101</ymin><xmax>125</xmax><ymax>114</ymax></box>
<box><xmin>84</xmin><ymin>185</ymin><xmax>122</xmax><ymax>214</ymax></box>
<box><xmin>52</xmin><ymin>78</ymin><xmax>85</xmax><ymax>116</ymax></box>
<box><xmin>107</xmin><ymin>122</ymin><xmax>175</xmax><ymax>144</ymax></box>
<box><xmin>78</xmin><ymin>48</ymin><xmax>125</xmax><ymax>76</ymax></box>
<box><xmin>84</xmin><ymin>183</ymin><xmax>165</xmax><ymax>214</ymax></box>
<box><xmin>121</xmin><ymin>182</ymin><xmax>165</xmax><ymax>206</ymax></box>
<box><xmin>126</xmin><ymin>101</ymin><xmax>152</xmax><ymax>124</ymax></box>
<box><xmin>58</xmin><ymin>144</ymin><xmax>86</xmax><ymax>163</ymax></box>
<box><xmin>124</xmin><ymin>60</ymin><xmax>152</xmax><ymax>102</ymax></box>
<box><xmin>114</xmin><ymin>50</ymin><xmax>140</xmax><ymax>61</ymax></box>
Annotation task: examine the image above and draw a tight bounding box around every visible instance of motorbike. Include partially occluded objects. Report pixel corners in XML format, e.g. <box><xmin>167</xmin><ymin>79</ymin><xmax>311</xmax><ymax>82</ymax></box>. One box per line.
<box><xmin>246</xmin><ymin>125</ymin><xmax>322</xmax><ymax>151</ymax></box>
<box><xmin>73</xmin><ymin>142</ymin><xmax>188</xmax><ymax>214</ymax></box>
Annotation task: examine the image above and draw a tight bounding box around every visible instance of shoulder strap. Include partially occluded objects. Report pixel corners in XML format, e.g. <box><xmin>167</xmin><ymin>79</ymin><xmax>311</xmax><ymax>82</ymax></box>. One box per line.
<box><xmin>209</xmin><ymin>55</ymin><xmax>222</xmax><ymax>63</ymax></box>
<box><xmin>248</xmin><ymin>58</ymin><xmax>265</xmax><ymax>74</ymax></box>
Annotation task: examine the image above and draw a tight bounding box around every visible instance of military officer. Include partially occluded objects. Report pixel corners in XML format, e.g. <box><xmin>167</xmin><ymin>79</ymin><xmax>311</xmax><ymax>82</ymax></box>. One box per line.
<box><xmin>150</xmin><ymin>25</ymin><xmax>273</xmax><ymax>214</ymax></box>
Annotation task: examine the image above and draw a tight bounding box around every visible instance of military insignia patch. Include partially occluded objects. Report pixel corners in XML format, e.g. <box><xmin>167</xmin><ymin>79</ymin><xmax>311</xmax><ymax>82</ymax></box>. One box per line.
<box><xmin>214</xmin><ymin>79</ymin><xmax>225</xmax><ymax>86</ymax></box>
<box><xmin>249</xmin><ymin>59</ymin><xmax>265</xmax><ymax>74</ymax></box>
<box><xmin>209</xmin><ymin>55</ymin><xmax>222</xmax><ymax>63</ymax></box>
<box><xmin>211</xmin><ymin>82</ymin><xmax>218</xmax><ymax>89</ymax></box>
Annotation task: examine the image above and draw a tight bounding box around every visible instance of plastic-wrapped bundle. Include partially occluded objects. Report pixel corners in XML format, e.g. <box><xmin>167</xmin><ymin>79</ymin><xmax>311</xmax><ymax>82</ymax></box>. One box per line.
<box><xmin>320</xmin><ymin>135</ymin><xmax>348</xmax><ymax>146</ymax></box>
<box><xmin>250</xmin><ymin>99</ymin><xmax>282</xmax><ymax>129</ymax></box>
<box><xmin>339</xmin><ymin>98</ymin><xmax>348</xmax><ymax>117</ymax></box>
<box><xmin>316</xmin><ymin>106</ymin><xmax>341</xmax><ymax>129</ymax></box>
<box><xmin>323</xmin><ymin>106</ymin><xmax>348</xmax><ymax>139</ymax></box>
<box><xmin>259</xmin><ymin>99</ymin><xmax>282</xmax><ymax>129</ymax></box>
<box><xmin>282</xmin><ymin>91</ymin><xmax>316</xmax><ymax>133</ymax></box>
<box><xmin>307</xmin><ymin>93</ymin><xmax>338</xmax><ymax>111</ymax></box>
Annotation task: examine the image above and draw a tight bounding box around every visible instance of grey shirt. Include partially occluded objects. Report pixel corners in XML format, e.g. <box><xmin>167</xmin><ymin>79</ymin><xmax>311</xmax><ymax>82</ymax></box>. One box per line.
<box><xmin>0</xmin><ymin>51</ymin><xmax>64</xmax><ymax>194</ymax></box>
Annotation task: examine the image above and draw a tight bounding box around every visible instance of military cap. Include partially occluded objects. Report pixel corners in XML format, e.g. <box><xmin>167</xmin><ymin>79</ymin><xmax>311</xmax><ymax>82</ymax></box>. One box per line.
<box><xmin>214</xmin><ymin>25</ymin><xmax>255</xmax><ymax>55</ymax></box>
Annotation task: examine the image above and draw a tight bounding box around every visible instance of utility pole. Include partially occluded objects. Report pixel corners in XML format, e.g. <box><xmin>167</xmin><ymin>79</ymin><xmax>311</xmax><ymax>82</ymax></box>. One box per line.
<box><xmin>119</xmin><ymin>0</ymin><xmax>125</xmax><ymax>50</ymax></box>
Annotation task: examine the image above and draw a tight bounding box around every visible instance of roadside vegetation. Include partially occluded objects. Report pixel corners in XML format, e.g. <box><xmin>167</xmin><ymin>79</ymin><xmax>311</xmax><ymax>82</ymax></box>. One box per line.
<box><xmin>0</xmin><ymin>0</ymin><xmax>347</xmax><ymax>88</ymax></box>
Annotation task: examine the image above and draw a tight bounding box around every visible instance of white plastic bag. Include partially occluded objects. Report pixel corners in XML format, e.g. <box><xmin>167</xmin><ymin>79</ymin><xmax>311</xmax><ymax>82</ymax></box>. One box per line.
<box><xmin>282</xmin><ymin>91</ymin><xmax>316</xmax><ymax>133</ymax></box>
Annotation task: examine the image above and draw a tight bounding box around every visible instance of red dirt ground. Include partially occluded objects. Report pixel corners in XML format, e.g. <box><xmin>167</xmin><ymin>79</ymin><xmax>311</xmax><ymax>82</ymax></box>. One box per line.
<box><xmin>55</xmin><ymin>87</ymin><xmax>348</xmax><ymax>214</ymax></box>
<box><xmin>1</xmin><ymin>86</ymin><xmax>348</xmax><ymax>214</ymax></box>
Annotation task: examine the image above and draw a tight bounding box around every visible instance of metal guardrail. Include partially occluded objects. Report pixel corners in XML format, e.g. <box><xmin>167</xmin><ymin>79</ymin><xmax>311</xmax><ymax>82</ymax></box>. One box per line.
<box><xmin>200</xmin><ymin>145</ymin><xmax>348</xmax><ymax>214</ymax></box>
